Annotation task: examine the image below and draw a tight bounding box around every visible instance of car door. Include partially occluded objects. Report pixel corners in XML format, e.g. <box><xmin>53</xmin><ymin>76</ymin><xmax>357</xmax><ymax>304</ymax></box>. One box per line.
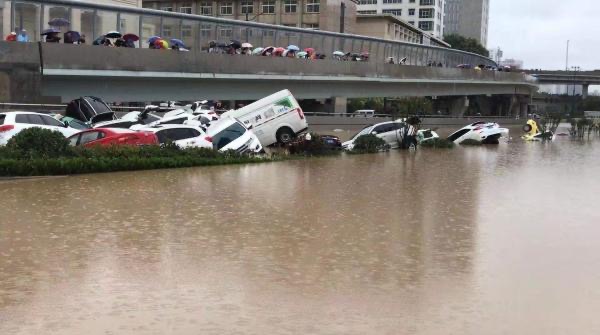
<box><xmin>372</xmin><ymin>123</ymin><xmax>399</xmax><ymax>148</ymax></box>
<box><xmin>78</xmin><ymin>131</ymin><xmax>103</xmax><ymax>146</ymax></box>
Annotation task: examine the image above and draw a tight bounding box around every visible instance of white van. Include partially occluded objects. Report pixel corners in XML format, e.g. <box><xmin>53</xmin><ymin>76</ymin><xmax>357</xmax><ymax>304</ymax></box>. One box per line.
<box><xmin>353</xmin><ymin>110</ymin><xmax>375</xmax><ymax>118</ymax></box>
<box><xmin>221</xmin><ymin>90</ymin><xmax>308</xmax><ymax>146</ymax></box>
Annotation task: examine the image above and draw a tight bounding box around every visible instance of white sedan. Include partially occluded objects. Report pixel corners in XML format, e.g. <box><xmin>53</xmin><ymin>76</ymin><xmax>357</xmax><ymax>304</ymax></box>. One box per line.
<box><xmin>136</xmin><ymin>124</ymin><xmax>212</xmax><ymax>149</ymax></box>
<box><xmin>0</xmin><ymin>111</ymin><xmax>79</xmax><ymax>145</ymax></box>
<box><xmin>447</xmin><ymin>122</ymin><xmax>509</xmax><ymax>144</ymax></box>
<box><xmin>206</xmin><ymin>117</ymin><xmax>263</xmax><ymax>154</ymax></box>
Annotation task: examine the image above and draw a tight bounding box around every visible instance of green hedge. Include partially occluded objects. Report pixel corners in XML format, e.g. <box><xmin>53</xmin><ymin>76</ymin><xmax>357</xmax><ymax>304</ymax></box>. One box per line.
<box><xmin>349</xmin><ymin>134</ymin><xmax>389</xmax><ymax>154</ymax></box>
<box><xmin>419</xmin><ymin>138</ymin><xmax>455</xmax><ymax>149</ymax></box>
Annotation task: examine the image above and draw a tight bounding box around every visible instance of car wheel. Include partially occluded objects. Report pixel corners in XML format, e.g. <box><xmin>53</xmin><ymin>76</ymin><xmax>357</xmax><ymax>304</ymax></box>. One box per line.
<box><xmin>276</xmin><ymin>127</ymin><xmax>294</xmax><ymax>144</ymax></box>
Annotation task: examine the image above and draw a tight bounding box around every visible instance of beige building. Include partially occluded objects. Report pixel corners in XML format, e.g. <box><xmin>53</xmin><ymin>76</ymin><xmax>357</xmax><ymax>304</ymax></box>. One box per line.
<box><xmin>356</xmin><ymin>14</ymin><xmax>448</xmax><ymax>47</ymax></box>
<box><xmin>142</xmin><ymin>0</ymin><xmax>357</xmax><ymax>33</ymax></box>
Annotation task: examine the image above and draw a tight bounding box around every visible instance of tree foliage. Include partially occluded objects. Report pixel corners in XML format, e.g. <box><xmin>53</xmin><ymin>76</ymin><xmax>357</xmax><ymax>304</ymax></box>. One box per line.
<box><xmin>443</xmin><ymin>34</ymin><xmax>489</xmax><ymax>58</ymax></box>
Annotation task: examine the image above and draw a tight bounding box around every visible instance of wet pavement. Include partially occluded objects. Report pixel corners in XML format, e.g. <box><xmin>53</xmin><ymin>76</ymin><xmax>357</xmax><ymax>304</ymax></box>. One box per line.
<box><xmin>1</xmin><ymin>133</ymin><xmax>600</xmax><ymax>334</ymax></box>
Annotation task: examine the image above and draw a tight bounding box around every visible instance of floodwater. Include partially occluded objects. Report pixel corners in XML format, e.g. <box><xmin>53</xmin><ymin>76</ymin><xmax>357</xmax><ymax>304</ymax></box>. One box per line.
<box><xmin>1</xmin><ymin>134</ymin><xmax>600</xmax><ymax>334</ymax></box>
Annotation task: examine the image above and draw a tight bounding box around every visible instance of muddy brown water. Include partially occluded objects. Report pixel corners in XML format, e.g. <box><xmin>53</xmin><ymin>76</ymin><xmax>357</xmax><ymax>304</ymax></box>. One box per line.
<box><xmin>1</xmin><ymin>130</ymin><xmax>600</xmax><ymax>334</ymax></box>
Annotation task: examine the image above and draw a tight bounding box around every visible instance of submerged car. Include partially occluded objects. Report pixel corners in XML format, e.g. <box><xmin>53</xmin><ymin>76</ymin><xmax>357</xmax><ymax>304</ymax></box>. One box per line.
<box><xmin>342</xmin><ymin>121</ymin><xmax>405</xmax><ymax>150</ymax></box>
<box><xmin>137</xmin><ymin>124</ymin><xmax>213</xmax><ymax>149</ymax></box>
<box><xmin>0</xmin><ymin>111</ymin><xmax>79</xmax><ymax>145</ymax></box>
<box><xmin>417</xmin><ymin>129</ymin><xmax>440</xmax><ymax>143</ymax></box>
<box><xmin>206</xmin><ymin>117</ymin><xmax>263</xmax><ymax>154</ymax></box>
<box><xmin>68</xmin><ymin>128</ymin><xmax>158</xmax><ymax>147</ymax></box>
<box><xmin>447</xmin><ymin>122</ymin><xmax>509</xmax><ymax>144</ymax></box>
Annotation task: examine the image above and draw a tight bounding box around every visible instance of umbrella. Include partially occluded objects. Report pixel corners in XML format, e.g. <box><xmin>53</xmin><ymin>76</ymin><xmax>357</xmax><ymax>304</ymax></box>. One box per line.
<box><xmin>122</xmin><ymin>33</ymin><xmax>139</xmax><ymax>41</ymax></box>
<box><xmin>48</xmin><ymin>18</ymin><xmax>70</xmax><ymax>27</ymax></box>
<box><xmin>242</xmin><ymin>42</ymin><xmax>253</xmax><ymax>48</ymax></box>
<box><xmin>229</xmin><ymin>39</ymin><xmax>241</xmax><ymax>49</ymax></box>
<box><xmin>105</xmin><ymin>31</ymin><xmax>122</xmax><ymax>38</ymax></box>
<box><xmin>296</xmin><ymin>51</ymin><xmax>308</xmax><ymax>58</ymax></box>
<box><xmin>170</xmin><ymin>38</ymin><xmax>186</xmax><ymax>48</ymax></box>
<box><xmin>155</xmin><ymin>39</ymin><xmax>169</xmax><ymax>49</ymax></box>
<box><xmin>287</xmin><ymin>45</ymin><xmax>299</xmax><ymax>51</ymax></box>
<box><xmin>273</xmin><ymin>47</ymin><xmax>285</xmax><ymax>56</ymax></box>
<box><xmin>41</xmin><ymin>28</ymin><xmax>60</xmax><ymax>35</ymax></box>
<box><xmin>148</xmin><ymin>36</ymin><xmax>161</xmax><ymax>44</ymax></box>
<box><xmin>261</xmin><ymin>46</ymin><xmax>275</xmax><ymax>56</ymax></box>
<box><xmin>333</xmin><ymin>51</ymin><xmax>345</xmax><ymax>57</ymax></box>
<box><xmin>64</xmin><ymin>31</ymin><xmax>81</xmax><ymax>44</ymax></box>
<box><xmin>92</xmin><ymin>35</ymin><xmax>106</xmax><ymax>45</ymax></box>
<box><xmin>304</xmin><ymin>47</ymin><xmax>315</xmax><ymax>54</ymax></box>
<box><xmin>252</xmin><ymin>47</ymin><xmax>264</xmax><ymax>55</ymax></box>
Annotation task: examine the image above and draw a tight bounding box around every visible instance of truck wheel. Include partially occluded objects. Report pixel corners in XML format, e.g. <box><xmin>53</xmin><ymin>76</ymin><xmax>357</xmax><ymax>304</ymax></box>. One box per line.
<box><xmin>276</xmin><ymin>128</ymin><xmax>294</xmax><ymax>144</ymax></box>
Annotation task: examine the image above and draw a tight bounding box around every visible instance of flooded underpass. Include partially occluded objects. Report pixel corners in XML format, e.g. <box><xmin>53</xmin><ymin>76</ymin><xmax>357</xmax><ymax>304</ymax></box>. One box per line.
<box><xmin>2</xmin><ymin>135</ymin><xmax>600</xmax><ymax>334</ymax></box>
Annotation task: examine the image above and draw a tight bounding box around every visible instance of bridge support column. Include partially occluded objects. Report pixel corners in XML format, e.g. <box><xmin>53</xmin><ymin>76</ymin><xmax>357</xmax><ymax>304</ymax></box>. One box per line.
<box><xmin>582</xmin><ymin>84</ymin><xmax>589</xmax><ymax>99</ymax></box>
<box><xmin>448</xmin><ymin>96</ymin><xmax>469</xmax><ymax>117</ymax></box>
<box><xmin>333</xmin><ymin>97</ymin><xmax>347</xmax><ymax>115</ymax></box>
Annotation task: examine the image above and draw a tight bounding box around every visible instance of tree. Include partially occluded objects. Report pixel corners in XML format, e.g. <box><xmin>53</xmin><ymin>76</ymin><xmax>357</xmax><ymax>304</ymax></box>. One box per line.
<box><xmin>443</xmin><ymin>34</ymin><xmax>489</xmax><ymax>58</ymax></box>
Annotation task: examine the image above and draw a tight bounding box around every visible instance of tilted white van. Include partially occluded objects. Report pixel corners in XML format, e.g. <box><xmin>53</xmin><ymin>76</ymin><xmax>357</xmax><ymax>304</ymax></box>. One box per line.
<box><xmin>221</xmin><ymin>90</ymin><xmax>308</xmax><ymax>146</ymax></box>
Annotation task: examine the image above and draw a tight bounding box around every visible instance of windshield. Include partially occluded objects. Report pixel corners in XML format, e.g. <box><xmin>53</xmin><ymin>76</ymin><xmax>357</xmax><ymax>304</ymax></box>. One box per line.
<box><xmin>66</xmin><ymin>118</ymin><xmax>90</xmax><ymax>130</ymax></box>
<box><xmin>84</xmin><ymin>97</ymin><xmax>112</xmax><ymax>115</ymax></box>
<box><xmin>350</xmin><ymin>126</ymin><xmax>373</xmax><ymax>140</ymax></box>
<box><xmin>141</xmin><ymin>114</ymin><xmax>161</xmax><ymax>124</ymax></box>
<box><xmin>212</xmin><ymin>122</ymin><xmax>246</xmax><ymax>150</ymax></box>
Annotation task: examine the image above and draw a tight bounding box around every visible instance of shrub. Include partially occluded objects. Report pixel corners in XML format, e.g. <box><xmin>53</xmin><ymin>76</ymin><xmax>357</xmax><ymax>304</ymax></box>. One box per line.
<box><xmin>351</xmin><ymin>134</ymin><xmax>388</xmax><ymax>153</ymax></box>
<box><xmin>5</xmin><ymin>128</ymin><xmax>72</xmax><ymax>159</ymax></box>
<box><xmin>419</xmin><ymin>138</ymin><xmax>455</xmax><ymax>149</ymax></box>
<box><xmin>460</xmin><ymin>139</ymin><xmax>482</xmax><ymax>146</ymax></box>
<box><xmin>288</xmin><ymin>133</ymin><xmax>341</xmax><ymax>156</ymax></box>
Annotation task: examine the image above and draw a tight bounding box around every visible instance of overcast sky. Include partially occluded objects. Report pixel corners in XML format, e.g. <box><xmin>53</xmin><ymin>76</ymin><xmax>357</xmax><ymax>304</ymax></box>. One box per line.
<box><xmin>488</xmin><ymin>0</ymin><xmax>599</xmax><ymax>70</ymax></box>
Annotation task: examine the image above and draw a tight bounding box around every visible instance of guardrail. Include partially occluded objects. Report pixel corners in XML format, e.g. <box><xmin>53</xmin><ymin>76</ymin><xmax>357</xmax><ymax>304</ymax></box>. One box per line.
<box><xmin>7</xmin><ymin>0</ymin><xmax>496</xmax><ymax>67</ymax></box>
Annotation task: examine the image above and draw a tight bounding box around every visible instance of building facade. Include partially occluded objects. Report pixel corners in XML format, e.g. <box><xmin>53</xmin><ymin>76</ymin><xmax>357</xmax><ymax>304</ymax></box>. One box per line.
<box><xmin>142</xmin><ymin>0</ymin><xmax>358</xmax><ymax>34</ymax></box>
<box><xmin>355</xmin><ymin>0</ymin><xmax>445</xmax><ymax>39</ymax></box>
<box><xmin>443</xmin><ymin>0</ymin><xmax>488</xmax><ymax>46</ymax></box>
<box><xmin>355</xmin><ymin>14</ymin><xmax>448</xmax><ymax>47</ymax></box>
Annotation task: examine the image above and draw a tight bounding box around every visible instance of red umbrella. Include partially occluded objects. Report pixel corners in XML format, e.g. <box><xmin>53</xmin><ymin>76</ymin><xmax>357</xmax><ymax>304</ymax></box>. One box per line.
<box><xmin>304</xmin><ymin>47</ymin><xmax>315</xmax><ymax>55</ymax></box>
<box><xmin>273</xmin><ymin>47</ymin><xmax>285</xmax><ymax>56</ymax></box>
<box><xmin>122</xmin><ymin>33</ymin><xmax>139</xmax><ymax>41</ymax></box>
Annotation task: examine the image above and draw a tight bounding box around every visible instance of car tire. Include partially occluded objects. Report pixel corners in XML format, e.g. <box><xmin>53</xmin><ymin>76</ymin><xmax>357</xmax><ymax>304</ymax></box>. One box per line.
<box><xmin>523</xmin><ymin>124</ymin><xmax>532</xmax><ymax>132</ymax></box>
<box><xmin>276</xmin><ymin>127</ymin><xmax>295</xmax><ymax>144</ymax></box>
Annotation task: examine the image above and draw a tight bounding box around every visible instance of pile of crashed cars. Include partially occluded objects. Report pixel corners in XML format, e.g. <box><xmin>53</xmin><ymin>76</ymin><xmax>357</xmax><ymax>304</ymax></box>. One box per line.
<box><xmin>0</xmin><ymin>90</ymin><xmax>310</xmax><ymax>154</ymax></box>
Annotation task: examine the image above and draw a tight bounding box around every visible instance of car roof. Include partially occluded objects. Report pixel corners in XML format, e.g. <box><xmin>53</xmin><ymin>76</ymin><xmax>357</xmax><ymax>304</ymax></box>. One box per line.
<box><xmin>138</xmin><ymin>124</ymin><xmax>203</xmax><ymax>132</ymax></box>
<box><xmin>206</xmin><ymin>117</ymin><xmax>243</xmax><ymax>135</ymax></box>
<box><xmin>0</xmin><ymin>111</ymin><xmax>53</xmax><ymax>116</ymax></box>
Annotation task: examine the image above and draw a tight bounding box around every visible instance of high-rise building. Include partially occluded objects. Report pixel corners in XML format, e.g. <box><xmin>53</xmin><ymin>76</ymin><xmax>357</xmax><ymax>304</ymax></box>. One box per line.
<box><xmin>444</xmin><ymin>0</ymin><xmax>488</xmax><ymax>47</ymax></box>
<box><xmin>356</xmin><ymin>0</ymin><xmax>445</xmax><ymax>39</ymax></box>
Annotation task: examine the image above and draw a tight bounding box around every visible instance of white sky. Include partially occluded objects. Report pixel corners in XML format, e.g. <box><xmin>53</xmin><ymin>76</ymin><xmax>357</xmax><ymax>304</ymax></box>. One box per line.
<box><xmin>488</xmin><ymin>0</ymin><xmax>599</xmax><ymax>71</ymax></box>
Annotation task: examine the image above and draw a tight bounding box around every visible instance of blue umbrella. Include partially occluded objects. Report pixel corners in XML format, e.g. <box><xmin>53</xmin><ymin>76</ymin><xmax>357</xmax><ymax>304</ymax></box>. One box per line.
<box><xmin>48</xmin><ymin>18</ymin><xmax>70</xmax><ymax>27</ymax></box>
<box><xmin>147</xmin><ymin>36</ymin><xmax>161</xmax><ymax>44</ymax></box>
<box><xmin>41</xmin><ymin>28</ymin><xmax>60</xmax><ymax>35</ymax></box>
<box><xmin>287</xmin><ymin>45</ymin><xmax>300</xmax><ymax>51</ymax></box>
<box><xmin>64</xmin><ymin>31</ymin><xmax>81</xmax><ymax>44</ymax></box>
<box><xmin>170</xmin><ymin>38</ymin><xmax>186</xmax><ymax>48</ymax></box>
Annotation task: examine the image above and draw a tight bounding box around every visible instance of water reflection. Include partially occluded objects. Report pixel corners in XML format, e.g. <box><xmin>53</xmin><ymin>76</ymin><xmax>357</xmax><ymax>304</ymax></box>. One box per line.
<box><xmin>1</xmin><ymin>138</ymin><xmax>600</xmax><ymax>334</ymax></box>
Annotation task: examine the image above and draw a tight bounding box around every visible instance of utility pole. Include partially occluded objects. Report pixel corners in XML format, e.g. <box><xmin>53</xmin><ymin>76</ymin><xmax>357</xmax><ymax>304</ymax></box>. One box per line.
<box><xmin>565</xmin><ymin>40</ymin><xmax>570</xmax><ymax>71</ymax></box>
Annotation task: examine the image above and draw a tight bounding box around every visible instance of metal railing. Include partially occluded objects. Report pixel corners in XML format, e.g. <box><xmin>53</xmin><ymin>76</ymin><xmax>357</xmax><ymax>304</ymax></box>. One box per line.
<box><xmin>6</xmin><ymin>0</ymin><xmax>496</xmax><ymax>67</ymax></box>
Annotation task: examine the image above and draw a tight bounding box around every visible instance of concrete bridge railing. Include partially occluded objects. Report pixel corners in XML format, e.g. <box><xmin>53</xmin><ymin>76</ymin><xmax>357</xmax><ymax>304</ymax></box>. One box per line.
<box><xmin>7</xmin><ymin>0</ymin><xmax>496</xmax><ymax>68</ymax></box>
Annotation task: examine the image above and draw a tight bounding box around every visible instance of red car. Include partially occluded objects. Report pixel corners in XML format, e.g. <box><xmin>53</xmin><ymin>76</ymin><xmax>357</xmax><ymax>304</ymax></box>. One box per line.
<box><xmin>68</xmin><ymin>128</ymin><xmax>159</xmax><ymax>147</ymax></box>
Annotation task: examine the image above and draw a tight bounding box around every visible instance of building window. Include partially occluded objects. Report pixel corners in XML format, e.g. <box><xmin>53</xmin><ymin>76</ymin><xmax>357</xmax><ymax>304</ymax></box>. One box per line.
<box><xmin>419</xmin><ymin>8</ymin><xmax>433</xmax><ymax>18</ymax></box>
<box><xmin>383</xmin><ymin>9</ymin><xmax>401</xmax><ymax>16</ymax></box>
<box><xmin>182</xmin><ymin>25</ymin><xmax>192</xmax><ymax>37</ymax></box>
<box><xmin>201</xmin><ymin>24</ymin><xmax>212</xmax><ymax>37</ymax></box>
<box><xmin>219</xmin><ymin>27</ymin><xmax>233</xmax><ymax>38</ymax></box>
<box><xmin>420</xmin><ymin>0</ymin><xmax>434</xmax><ymax>5</ymax></box>
<box><xmin>262</xmin><ymin>0</ymin><xmax>275</xmax><ymax>13</ymax></box>
<box><xmin>303</xmin><ymin>23</ymin><xmax>319</xmax><ymax>30</ymax></box>
<box><xmin>284</xmin><ymin>0</ymin><xmax>297</xmax><ymax>13</ymax></box>
<box><xmin>306</xmin><ymin>0</ymin><xmax>320</xmax><ymax>13</ymax></box>
<box><xmin>160</xmin><ymin>6</ymin><xmax>173</xmax><ymax>11</ymax></box>
<box><xmin>382</xmin><ymin>0</ymin><xmax>402</xmax><ymax>3</ymax></box>
<box><xmin>418</xmin><ymin>21</ymin><xmax>433</xmax><ymax>31</ymax></box>
<box><xmin>408</xmin><ymin>21</ymin><xmax>415</xmax><ymax>25</ymax></box>
<box><xmin>163</xmin><ymin>25</ymin><xmax>172</xmax><ymax>36</ymax></box>
<box><xmin>200</xmin><ymin>1</ymin><xmax>212</xmax><ymax>15</ymax></box>
<box><xmin>357</xmin><ymin>10</ymin><xmax>377</xmax><ymax>14</ymax></box>
<box><xmin>408</xmin><ymin>8</ymin><xmax>415</xmax><ymax>15</ymax></box>
<box><xmin>220</xmin><ymin>2</ymin><xmax>233</xmax><ymax>15</ymax></box>
<box><xmin>241</xmin><ymin>0</ymin><xmax>254</xmax><ymax>14</ymax></box>
<box><xmin>179</xmin><ymin>4</ymin><xmax>192</xmax><ymax>14</ymax></box>
<box><xmin>358</xmin><ymin>0</ymin><xmax>376</xmax><ymax>4</ymax></box>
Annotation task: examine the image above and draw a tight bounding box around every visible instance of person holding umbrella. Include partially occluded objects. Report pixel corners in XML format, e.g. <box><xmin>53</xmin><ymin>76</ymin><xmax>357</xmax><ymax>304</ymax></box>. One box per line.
<box><xmin>5</xmin><ymin>32</ymin><xmax>17</xmax><ymax>42</ymax></box>
<box><xmin>42</xmin><ymin>28</ymin><xmax>61</xmax><ymax>43</ymax></box>
<box><xmin>241</xmin><ymin>42</ymin><xmax>253</xmax><ymax>55</ymax></box>
<box><xmin>123</xmin><ymin>33</ymin><xmax>139</xmax><ymax>48</ymax></box>
<box><xmin>170</xmin><ymin>39</ymin><xmax>188</xmax><ymax>51</ymax></box>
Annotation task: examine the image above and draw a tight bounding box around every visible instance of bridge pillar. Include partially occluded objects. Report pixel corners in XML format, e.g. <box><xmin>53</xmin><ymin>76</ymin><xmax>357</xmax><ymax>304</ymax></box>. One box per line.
<box><xmin>449</xmin><ymin>96</ymin><xmax>469</xmax><ymax>117</ymax></box>
<box><xmin>333</xmin><ymin>97</ymin><xmax>348</xmax><ymax>115</ymax></box>
<box><xmin>582</xmin><ymin>84</ymin><xmax>589</xmax><ymax>99</ymax></box>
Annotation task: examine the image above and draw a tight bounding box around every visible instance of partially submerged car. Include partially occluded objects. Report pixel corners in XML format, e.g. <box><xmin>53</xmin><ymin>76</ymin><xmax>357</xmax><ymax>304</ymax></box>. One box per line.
<box><xmin>342</xmin><ymin>121</ymin><xmax>405</xmax><ymax>150</ymax></box>
<box><xmin>447</xmin><ymin>122</ymin><xmax>509</xmax><ymax>144</ymax></box>
<box><xmin>0</xmin><ymin>111</ymin><xmax>80</xmax><ymax>145</ymax></box>
<box><xmin>417</xmin><ymin>129</ymin><xmax>440</xmax><ymax>144</ymax></box>
<box><xmin>68</xmin><ymin>128</ymin><xmax>158</xmax><ymax>147</ymax></box>
<box><xmin>136</xmin><ymin>124</ymin><xmax>213</xmax><ymax>149</ymax></box>
<box><xmin>206</xmin><ymin>117</ymin><xmax>263</xmax><ymax>154</ymax></box>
